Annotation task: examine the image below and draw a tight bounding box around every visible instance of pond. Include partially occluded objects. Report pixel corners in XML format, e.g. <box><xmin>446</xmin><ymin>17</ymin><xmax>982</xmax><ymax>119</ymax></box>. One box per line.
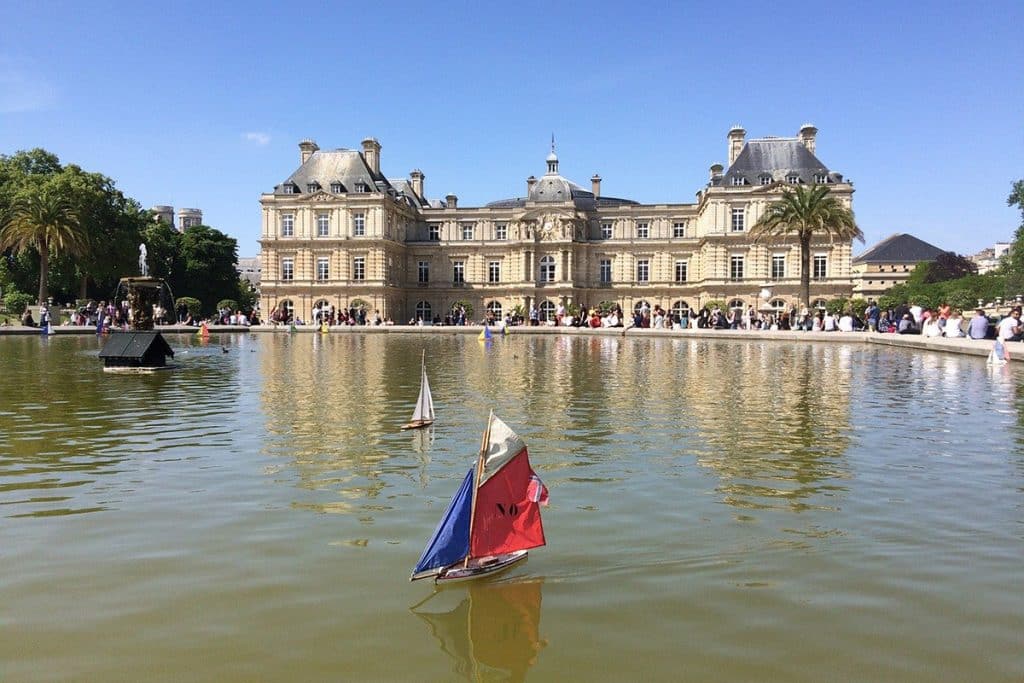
<box><xmin>1</xmin><ymin>332</ymin><xmax>1021</xmax><ymax>681</ymax></box>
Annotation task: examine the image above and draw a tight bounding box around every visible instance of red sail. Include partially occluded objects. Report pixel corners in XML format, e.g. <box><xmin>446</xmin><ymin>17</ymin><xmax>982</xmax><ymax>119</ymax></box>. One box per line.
<box><xmin>470</xmin><ymin>448</ymin><xmax>547</xmax><ymax>557</ymax></box>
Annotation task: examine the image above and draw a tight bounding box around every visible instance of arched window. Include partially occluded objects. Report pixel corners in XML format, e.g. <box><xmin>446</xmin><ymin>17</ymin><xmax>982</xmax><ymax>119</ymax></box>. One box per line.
<box><xmin>633</xmin><ymin>300</ymin><xmax>650</xmax><ymax>313</ymax></box>
<box><xmin>486</xmin><ymin>301</ymin><xmax>502</xmax><ymax>320</ymax></box>
<box><xmin>728</xmin><ymin>298</ymin><xmax>745</xmax><ymax>311</ymax></box>
<box><xmin>539</xmin><ymin>300</ymin><xmax>556</xmax><ymax>321</ymax></box>
<box><xmin>415</xmin><ymin>301</ymin><xmax>432</xmax><ymax>321</ymax></box>
<box><xmin>812</xmin><ymin>299</ymin><xmax>827</xmax><ymax>311</ymax></box>
<box><xmin>312</xmin><ymin>299</ymin><xmax>331</xmax><ymax>324</ymax></box>
<box><xmin>671</xmin><ymin>300</ymin><xmax>691</xmax><ymax>318</ymax></box>
<box><xmin>769</xmin><ymin>299</ymin><xmax>787</xmax><ymax>312</ymax></box>
<box><xmin>539</xmin><ymin>255</ymin><xmax>555</xmax><ymax>282</ymax></box>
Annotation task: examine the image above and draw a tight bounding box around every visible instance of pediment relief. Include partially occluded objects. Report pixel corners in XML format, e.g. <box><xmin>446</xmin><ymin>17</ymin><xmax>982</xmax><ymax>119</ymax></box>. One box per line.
<box><xmin>309</xmin><ymin>192</ymin><xmax>335</xmax><ymax>202</ymax></box>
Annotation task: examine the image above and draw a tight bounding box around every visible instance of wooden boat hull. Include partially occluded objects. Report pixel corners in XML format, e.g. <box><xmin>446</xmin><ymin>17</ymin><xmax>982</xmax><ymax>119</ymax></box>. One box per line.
<box><xmin>435</xmin><ymin>550</ymin><xmax>528</xmax><ymax>584</ymax></box>
<box><xmin>400</xmin><ymin>419</ymin><xmax>434</xmax><ymax>430</ymax></box>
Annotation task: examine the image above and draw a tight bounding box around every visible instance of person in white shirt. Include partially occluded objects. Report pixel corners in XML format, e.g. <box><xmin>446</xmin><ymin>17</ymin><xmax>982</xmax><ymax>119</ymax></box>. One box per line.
<box><xmin>823</xmin><ymin>312</ymin><xmax>838</xmax><ymax>331</ymax></box>
<box><xmin>997</xmin><ymin>308</ymin><xmax>1022</xmax><ymax>341</ymax></box>
<box><xmin>837</xmin><ymin>313</ymin><xmax>854</xmax><ymax>332</ymax></box>
<box><xmin>944</xmin><ymin>311</ymin><xmax>965</xmax><ymax>337</ymax></box>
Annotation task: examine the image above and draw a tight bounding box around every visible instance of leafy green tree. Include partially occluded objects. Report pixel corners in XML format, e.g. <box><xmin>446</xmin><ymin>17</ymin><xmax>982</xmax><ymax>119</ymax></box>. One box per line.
<box><xmin>176</xmin><ymin>225</ymin><xmax>239</xmax><ymax>316</ymax></box>
<box><xmin>1003</xmin><ymin>180</ymin><xmax>1024</xmax><ymax>296</ymax></box>
<box><xmin>749</xmin><ymin>185</ymin><xmax>863</xmax><ymax>308</ymax></box>
<box><xmin>0</xmin><ymin>190</ymin><xmax>86</xmax><ymax>304</ymax></box>
<box><xmin>908</xmin><ymin>252</ymin><xmax>978</xmax><ymax>285</ymax></box>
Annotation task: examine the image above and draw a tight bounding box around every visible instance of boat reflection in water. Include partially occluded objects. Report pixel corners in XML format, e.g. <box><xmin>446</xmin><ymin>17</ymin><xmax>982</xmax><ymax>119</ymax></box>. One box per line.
<box><xmin>412</xmin><ymin>578</ymin><xmax>546</xmax><ymax>682</ymax></box>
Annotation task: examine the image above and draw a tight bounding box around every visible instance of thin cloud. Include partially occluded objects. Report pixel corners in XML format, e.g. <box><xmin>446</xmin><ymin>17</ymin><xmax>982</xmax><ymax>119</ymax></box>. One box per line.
<box><xmin>244</xmin><ymin>131</ymin><xmax>271</xmax><ymax>146</ymax></box>
<box><xmin>0</xmin><ymin>57</ymin><xmax>57</xmax><ymax>113</ymax></box>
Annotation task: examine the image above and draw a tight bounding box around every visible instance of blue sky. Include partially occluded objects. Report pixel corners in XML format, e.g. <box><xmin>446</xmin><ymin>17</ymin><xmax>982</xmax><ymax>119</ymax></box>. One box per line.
<box><xmin>1</xmin><ymin>0</ymin><xmax>1021</xmax><ymax>258</ymax></box>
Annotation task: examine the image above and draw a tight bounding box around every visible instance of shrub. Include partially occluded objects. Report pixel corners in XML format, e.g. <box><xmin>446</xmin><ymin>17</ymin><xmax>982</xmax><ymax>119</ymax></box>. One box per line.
<box><xmin>216</xmin><ymin>299</ymin><xmax>239</xmax><ymax>313</ymax></box>
<box><xmin>175</xmin><ymin>297</ymin><xmax>202</xmax><ymax>318</ymax></box>
<box><xmin>3</xmin><ymin>290</ymin><xmax>35</xmax><ymax>315</ymax></box>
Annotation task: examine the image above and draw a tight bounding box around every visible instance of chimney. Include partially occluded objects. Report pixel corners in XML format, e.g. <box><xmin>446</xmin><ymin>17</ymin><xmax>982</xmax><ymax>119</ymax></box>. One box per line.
<box><xmin>409</xmin><ymin>169</ymin><xmax>425</xmax><ymax>199</ymax></box>
<box><xmin>727</xmin><ymin>126</ymin><xmax>746</xmax><ymax>166</ymax></box>
<box><xmin>799</xmin><ymin>124</ymin><xmax>817</xmax><ymax>154</ymax></box>
<box><xmin>299</xmin><ymin>139</ymin><xmax>319</xmax><ymax>164</ymax></box>
<box><xmin>361</xmin><ymin>137</ymin><xmax>381</xmax><ymax>175</ymax></box>
<box><xmin>709</xmin><ymin>163</ymin><xmax>724</xmax><ymax>182</ymax></box>
<box><xmin>446</xmin><ymin>193</ymin><xmax>458</xmax><ymax>209</ymax></box>
<box><xmin>591</xmin><ymin>174</ymin><xmax>602</xmax><ymax>197</ymax></box>
<box><xmin>527</xmin><ymin>175</ymin><xmax>537</xmax><ymax>196</ymax></box>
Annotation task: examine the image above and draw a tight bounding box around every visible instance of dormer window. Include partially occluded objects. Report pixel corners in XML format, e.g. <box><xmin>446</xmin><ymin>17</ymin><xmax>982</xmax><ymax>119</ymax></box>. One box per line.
<box><xmin>813</xmin><ymin>174</ymin><xmax>828</xmax><ymax>184</ymax></box>
<box><xmin>760</xmin><ymin>175</ymin><xmax>772</xmax><ymax>186</ymax></box>
<box><xmin>787</xmin><ymin>174</ymin><xmax>800</xmax><ymax>184</ymax></box>
<box><xmin>330</xmin><ymin>183</ymin><xmax>344</xmax><ymax>193</ymax></box>
<box><xmin>731</xmin><ymin>176</ymin><xmax>747</xmax><ymax>186</ymax></box>
<box><xmin>355</xmin><ymin>183</ymin><xmax>368</xmax><ymax>193</ymax></box>
<box><xmin>306</xmin><ymin>183</ymin><xmax>320</xmax><ymax>194</ymax></box>
<box><xmin>282</xmin><ymin>184</ymin><xmax>296</xmax><ymax>194</ymax></box>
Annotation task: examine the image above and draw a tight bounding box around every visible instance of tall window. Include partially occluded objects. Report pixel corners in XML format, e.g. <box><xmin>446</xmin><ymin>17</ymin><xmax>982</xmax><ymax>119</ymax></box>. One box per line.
<box><xmin>636</xmin><ymin>222</ymin><xmax>649</xmax><ymax>239</ymax></box>
<box><xmin>428</xmin><ymin>224</ymin><xmax>440</xmax><ymax>241</ymax></box>
<box><xmin>488</xmin><ymin>260</ymin><xmax>501</xmax><ymax>283</ymax></box>
<box><xmin>281</xmin><ymin>213</ymin><xmax>294</xmax><ymax>237</ymax></box>
<box><xmin>673</xmin><ymin>222</ymin><xmax>686</xmax><ymax>238</ymax></box>
<box><xmin>453</xmin><ymin>261</ymin><xmax>465</xmax><ymax>284</ymax></box>
<box><xmin>731</xmin><ymin>208</ymin><xmax>745</xmax><ymax>232</ymax></box>
<box><xmin>671</xmin><ymin>300</ymin><xmax>690</xmax><ymax>319</ymax></box>
<box><xmin>772</xmin><ymin>254</ymin><xmax>786</xmax><ymax>280</ymax></box>
<box><xmin>730</xmin><ymin>255</ymin><xmax>744</xmax><ymax>281</ymax></box>
<box><xmin>636</xmin><ymin>259</ymin><xmax>650</xmax><ymax>283</ymax></box>
<box><xmin>539</xmin><ymin>301</ymin><xmax>556</xmax><ymax>322</ymax></box>
<box><xmin>601</xmin><ymin>222</ymin><xmax>612</xmax><ymax>239</ymax></box>
<box><xmin>316</xmin><ymin>257</ymin><xmax>329</xmax><ymax>281</ymax></box>
<box><xmin>486</xmin><ymin>301</ymin><xmax>502</xmax><ymax>319</ymax></box>
<box><xmin>317</xmin><ymin>213</ymin><xmax>329</xmax><ymax>237</ymax></box>
<box><xmin>674</xmin><ymin>260</ymin><xmax>688</xmax><ymax>283</ymax></box>
<box><xmin>495</xmin><ymin>223</ymin><xmax>507</xmax><ymax>240</ymax></box>
<box><xmin>539</xmin><ymin>255</ymin><xmax>555</xmax><ymax>282</ymax></box>
<box><xmin>417</xmin><ymin>261</ymin><xmax>429</xmax><ymax>284</ymax></box>
<box><xmin>461</xmin><ymin>223</ymin><xmax>474</xmax><ymax>240</ymax></box>
<box><xmin>813</xmin><ymin>255</ymin><xmax>828</xmax><ymax>279</ymax></box>
<box><xmin>599</xmin><ymin>258</ymin><xmax>612</xmax><ymax>284</ymax></box>
<box><xmin>353</xmin><ymin>212</ymin><xmax>365</xmax><ymax>236</ymax></box>
<box><xmin>281</xmin><ymin>257</ymin><xmax>294</xmax><ymax>281</ymax></box>
<box><xmin>353</xmin><ymin>256</ymin><xmax>365</xmax><ymax>281</ymax></box>
<box><xmin>415</xmin><ymin>301</ymin><xmax>432</xmax><ymax>321</ymax></box>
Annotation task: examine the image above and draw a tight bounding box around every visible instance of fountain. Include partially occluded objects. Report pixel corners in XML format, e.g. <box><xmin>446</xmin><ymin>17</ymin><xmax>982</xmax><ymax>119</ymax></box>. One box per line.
<box><xmin>98</xmin><ymin>245</ymin><xmax>176</xmax><ymax>371</ymax></box>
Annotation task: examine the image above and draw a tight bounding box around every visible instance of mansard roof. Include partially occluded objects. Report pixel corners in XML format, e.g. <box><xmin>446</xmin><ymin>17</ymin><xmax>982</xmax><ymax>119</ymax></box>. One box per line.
<box><xmin>273</xmin><ymin>149</ymin><xmax>390</xmax><ymax>195</ymax></box>
<box><xmin>721</xmin><ymin>138</ymin><xmax>843</xmax><ymax>186</ymax></box>
<box><xmin>853</xmin><ymin>233</ymin><xmax>948</xmax><ymax>264</ymax></box>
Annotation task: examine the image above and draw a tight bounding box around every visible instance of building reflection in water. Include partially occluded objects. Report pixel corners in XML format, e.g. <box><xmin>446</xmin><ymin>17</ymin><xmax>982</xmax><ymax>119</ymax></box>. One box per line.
<box><xmin>412</xmin><ymin>578</ymin><xmax>546</xmax><ymax>682</ymax></box>
<box><xmin>258</xmin><ymin>333</ymin><xmax>854</xmax><ymax>516</ymax></box>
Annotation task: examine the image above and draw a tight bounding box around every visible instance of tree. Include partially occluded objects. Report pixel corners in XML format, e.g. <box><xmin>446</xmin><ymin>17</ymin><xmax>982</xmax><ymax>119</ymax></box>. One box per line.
<box><xmin>0</xmin><ymin>190</ymin><xmax>87</xmax><ymax>304</ymax></box>
<box><xmin>176</xmin><ymin>225</ymin><xmax>239</xmax><ymax>316</ymax></box>
<box><xmin>908</xmin><ymin>252</ymin><xmax>978</xmax><ymax>286</ymax></box>
<box><xmin>1003</xmin><ymin>180</ymin><xmax>1024</xmax><ymax>296</ymax></box>
<box><xmin>749</xmin><ymin>185</ymin><xmax>863</xmax><ymax>308</ymax></box>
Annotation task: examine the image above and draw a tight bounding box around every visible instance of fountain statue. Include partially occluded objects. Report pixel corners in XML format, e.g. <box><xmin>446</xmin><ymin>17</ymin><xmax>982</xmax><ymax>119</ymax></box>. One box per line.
<box><xmin>98</xmin><ymin>275</ymin><xmax>175</xmax><ymax>371</ymax></box>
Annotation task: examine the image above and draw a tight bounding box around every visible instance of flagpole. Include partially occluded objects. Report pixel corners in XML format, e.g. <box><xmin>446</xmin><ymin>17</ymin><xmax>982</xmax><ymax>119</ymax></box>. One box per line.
<box><xmin>465</xmin><ymin>410</ymin><xmax>493</xmax><ymax>568</ymax></box>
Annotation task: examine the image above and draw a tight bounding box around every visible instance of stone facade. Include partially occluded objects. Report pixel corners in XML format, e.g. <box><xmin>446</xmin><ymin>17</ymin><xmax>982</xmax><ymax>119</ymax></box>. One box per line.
<box><xmin>259</xmin><ymin>126</ymin><xmax>856</xmax><ymax>323</ymax></box>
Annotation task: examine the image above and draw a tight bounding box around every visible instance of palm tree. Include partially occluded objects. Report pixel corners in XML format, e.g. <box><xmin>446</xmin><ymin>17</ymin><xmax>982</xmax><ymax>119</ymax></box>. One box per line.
<box><xmin>749</xmin><ymin>184</ymin><xmax>863</xmax><ymax>309</ymax></box>
<box><xmin>0</xmin><ymin>191</ymin><xmax>87</xmax><ymax>304</ymax></box>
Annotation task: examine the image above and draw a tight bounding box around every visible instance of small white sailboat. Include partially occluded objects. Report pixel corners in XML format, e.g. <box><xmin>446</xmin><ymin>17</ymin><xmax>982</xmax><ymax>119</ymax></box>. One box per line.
<box><xmin>401</xmin><ymin>351</ymin><xmax>435</xmax><ymax>430</ymax></box>
<box><xmin>411</xmin><ymin>412</ymin><xmax>549</xmax><ymax>584</ymax></box>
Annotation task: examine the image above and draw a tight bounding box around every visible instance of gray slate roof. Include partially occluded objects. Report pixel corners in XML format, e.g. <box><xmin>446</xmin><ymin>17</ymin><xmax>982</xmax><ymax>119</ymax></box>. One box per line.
<box><xmin>853</xmin><ymin>233</ymin><xmax>948</xmax><ymax>264</ymax></box>
<box><xmin>273</xmin><ymin>149</ymin><xmax>428</xmax><ymax>207</ymax></box>
<box><xmin>721</xmin><ymin>138</ymin><xmax>843</xmax><ymax>186</ymax></box>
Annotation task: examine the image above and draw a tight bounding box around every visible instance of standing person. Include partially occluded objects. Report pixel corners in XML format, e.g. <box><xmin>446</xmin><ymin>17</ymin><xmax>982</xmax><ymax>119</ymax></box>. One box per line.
<box><xmin>996</xmin><ymin>307</ymin><xmax>1022</xmax><ymax>342</ymax></box>
<box><xmin>865</xmin><ymin>300</ymin><xmax>880</xmax><ymax>332</ymax></box>
<box><xmin>555</xmin><ymin>301</ymin><xmax>565</xmax><ymax>327</ymax></box>
<box><xmin>968</xmin><ymin>309</ymin><xmax>990</xmax><ymax>340</ymax></box>
<box><xmin>529</xmin><ymin>305</ymin><xmax>539</xmax><ymax>326</ymax></box>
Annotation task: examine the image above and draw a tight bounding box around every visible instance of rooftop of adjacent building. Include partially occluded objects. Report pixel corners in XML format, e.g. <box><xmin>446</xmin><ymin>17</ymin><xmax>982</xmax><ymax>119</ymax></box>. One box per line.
<box><xmin>853</xmin><ymin>233</ymin><xmax>948</xmax><ymax>264</ymax></box>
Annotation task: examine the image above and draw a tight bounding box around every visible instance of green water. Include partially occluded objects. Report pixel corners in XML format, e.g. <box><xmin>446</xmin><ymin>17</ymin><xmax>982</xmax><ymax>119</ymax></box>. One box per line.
<box><xmin>1</xmin><ymin>333</ymin><xmax>1021</xmax><ymax>681</ymax></box>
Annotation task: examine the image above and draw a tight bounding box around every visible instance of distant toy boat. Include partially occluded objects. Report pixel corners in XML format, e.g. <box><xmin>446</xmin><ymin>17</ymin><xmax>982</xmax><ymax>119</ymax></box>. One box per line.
<box><xmin>988</xmin><ymin>338</ymin><xmax>1010</xmax><ymax>365</ymax></box>
<box><xmin>411</xmin><ymin>412</ymin><xmax>548</xmax><ymax>584</ymax></box>
<box><xmin>400</xmin><ymin>351</ymin><xmax>435</xmax><ymax>430</ymax></box>
<box><xmin>479</xmin><ymin>326</ymin><xmax>493</xmax><ymax>341</ymax></box>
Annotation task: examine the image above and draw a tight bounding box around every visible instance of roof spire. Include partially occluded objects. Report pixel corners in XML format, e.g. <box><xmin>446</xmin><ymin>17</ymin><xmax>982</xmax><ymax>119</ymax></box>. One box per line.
<box><xmin>546</xmin><ymin>134</ymin><xmax>559</xmax><ymax>175</ymax></box>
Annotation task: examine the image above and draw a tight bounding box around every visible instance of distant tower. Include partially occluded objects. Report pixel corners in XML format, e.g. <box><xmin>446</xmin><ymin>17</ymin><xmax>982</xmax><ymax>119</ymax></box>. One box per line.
<box><xmin>362</xmin><ymin>137</ymin><xmax>381</xmax><ymax>175</ymax></box>
<box><xmin>178</xmin><ymin>208</ymin><xmax>202</xmax><ymax>232</ymax></box>
<box><xmin>546</xmin><ymin>135</ymin><xmax>559</xmax><ymax>175</ymax></box>
<box><xmin>151</xmin><ymin>205</ymin><xmax>175</xmax><ymax>226</ymax></box>
<box><xmin>409</xmin><ymin>169</ymin><xmax>425</xmax><ymax>199</ymax></box>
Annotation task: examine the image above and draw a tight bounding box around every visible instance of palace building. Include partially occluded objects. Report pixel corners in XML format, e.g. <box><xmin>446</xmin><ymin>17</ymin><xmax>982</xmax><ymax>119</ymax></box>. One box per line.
<box><xmin>259</xmin><ymin>125</ymin><xmax>856</xmax><ymax>324</ymax></box>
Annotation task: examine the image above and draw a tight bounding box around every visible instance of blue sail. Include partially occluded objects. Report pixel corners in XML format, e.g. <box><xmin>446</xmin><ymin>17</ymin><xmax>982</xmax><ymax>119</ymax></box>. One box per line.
<box><xmin>412</xmin><ymin>467</ymin><xmax>475</xmax><ymax>579</ymax></box>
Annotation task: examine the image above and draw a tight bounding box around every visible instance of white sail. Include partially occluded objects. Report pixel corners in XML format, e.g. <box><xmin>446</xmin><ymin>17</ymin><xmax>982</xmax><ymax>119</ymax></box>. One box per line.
<box><xmin>411</xmin><ymin>359</ymin><xmax>434</xmax><ymax>423</ymax></box>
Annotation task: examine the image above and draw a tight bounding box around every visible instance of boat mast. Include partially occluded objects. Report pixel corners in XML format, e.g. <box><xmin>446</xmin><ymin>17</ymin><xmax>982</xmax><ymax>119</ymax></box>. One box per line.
<box><xmin>464</xmin><ymin>410</ymin><xmax>493</xmax><ymax>568</ymax></box>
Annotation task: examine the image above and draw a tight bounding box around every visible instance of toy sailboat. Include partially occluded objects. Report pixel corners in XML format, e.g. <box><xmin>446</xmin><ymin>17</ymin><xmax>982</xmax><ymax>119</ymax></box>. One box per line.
<box><xmin>400</xmin><ymin>351</ymin><xmax>435</xmax><ymax>430</ymax></box>
<box><xmin>411</xmin><ymin>412</ymin><xmax>548</xmax><ymax>583</ymax></box>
